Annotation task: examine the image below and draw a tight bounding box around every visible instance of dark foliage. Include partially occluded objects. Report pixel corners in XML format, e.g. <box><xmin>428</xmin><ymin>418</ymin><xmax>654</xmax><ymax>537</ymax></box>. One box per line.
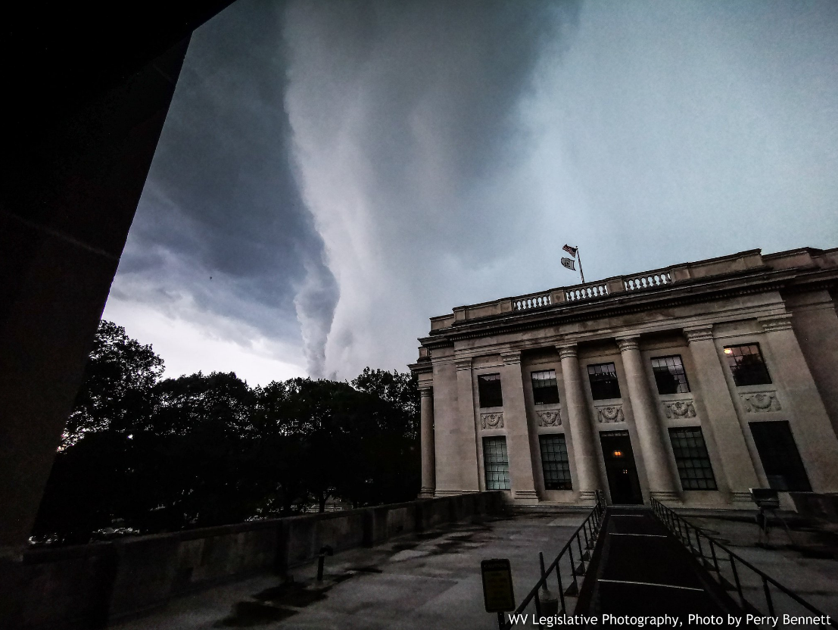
<box><xmin>32</xmin><ymin>321</ymin><xmax>420</xmax><ymax>545</ymax></box>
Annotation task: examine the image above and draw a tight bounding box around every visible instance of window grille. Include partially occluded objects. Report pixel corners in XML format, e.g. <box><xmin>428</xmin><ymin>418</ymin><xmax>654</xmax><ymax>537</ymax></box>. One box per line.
<box><xmin>651</xmin><ymin>355</ymin><xmax>691</xmax><ymax>394</ymax></box>
<box><xmin>531</xmin><ymin>369</ymin><xmax>560</xmax><ymax>405</ymax></box>
<box><xmin>668</xmin><ymin>427</ymin><xmax>717</xmax><ymax>490</ymax></box>
<box><xmin>539</xmin><ymin>434</ymin><xmax>572</xmax><ymax>490</ymax></box>
<box><xmin>724</xmin><ymin>344</ymin><xmax>772</xmax><ymax>386</ymax></box>
<box><xmin>478</xmin><ymin>373</ymin><xmax>503</xmax><ymax>408</ymax></box>
<box><xmin>483</xmin><ymin>436</ymin><xmax>510</xmax><ymax>490</ymax></box>
<box><xmin>587</xmin><ymin>363</ymin><xmax>621</xmax><ymax>400</ymax></box>
<box><xmin>750</xmin><ymin>421</ymin><xmax>811</xmax><ymax>491</ymax></box>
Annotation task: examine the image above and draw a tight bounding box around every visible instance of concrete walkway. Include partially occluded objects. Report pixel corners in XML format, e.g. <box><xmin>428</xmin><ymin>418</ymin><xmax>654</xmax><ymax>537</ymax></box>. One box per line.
<box><xmin>111</xmin><ymin>512</ymin><xmax>588</xmax><ymax>630</ymax></box>
<box><xmin>577</xmin><ymin>507</ymin><xmax>738</xmax><ymax>625</ymax></box>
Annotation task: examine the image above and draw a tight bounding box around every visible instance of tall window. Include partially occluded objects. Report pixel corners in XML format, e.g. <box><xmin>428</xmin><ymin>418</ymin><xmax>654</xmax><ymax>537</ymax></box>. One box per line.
<box><xmin>750</xmin><ymin>421</ymin><xmax>811</xmax><ymax>491</ymax></box>
<box><xmin>483</xmin><ymin>436</ymin><xmax>510</xmax><ymax>490</ymax></box>
<box><xmin>651</xmin><ymin>355</ymin><xmax>690</xmax><ymax>394</ymax></box>
<box><xmin>539</xmin><ymin>434</ymin><xmax>572</xmax><ymax>490</ymax></box>
<box><xmin>531</xmin><ymin>370</ymin><xmax>560</xmax><ymax>405</ymax></box>
<box><xmin>668</xmin><ymin>427</ymin><xmax>717</xmax><ymax>490</ymax></box>
<box><xmin>724</xmin><ymin>344</ymin><xmax>772</xmax><ymax>386</ymax></box>
<box><xmin>478</xmin><ymin>374</ymin><xmax>503</xmax><ymax>408</ymax></box>
<box><xmin>587</xmin><ymin>363</ymin><xmax>621</xmax><ymax>400</ymax></box>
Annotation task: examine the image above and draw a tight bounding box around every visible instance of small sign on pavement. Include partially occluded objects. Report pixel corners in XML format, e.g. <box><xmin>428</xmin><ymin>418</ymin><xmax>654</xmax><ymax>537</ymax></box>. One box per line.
<box><xmin>481</xmin><ymin>558</ymin><xmax>515</xmax><ymax>613</ymax></box>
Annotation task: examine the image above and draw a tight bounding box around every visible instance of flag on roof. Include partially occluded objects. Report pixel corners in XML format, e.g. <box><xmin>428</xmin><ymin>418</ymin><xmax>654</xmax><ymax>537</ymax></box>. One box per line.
<box><xmin>563</xmin><ymin>244</ymin><xmax>577</xmax><ymax>257</ymax></box>
<box><xmin>561</xmin><ymin>257</ymin><xmax>576</xmax><ymax>271</ymax></box>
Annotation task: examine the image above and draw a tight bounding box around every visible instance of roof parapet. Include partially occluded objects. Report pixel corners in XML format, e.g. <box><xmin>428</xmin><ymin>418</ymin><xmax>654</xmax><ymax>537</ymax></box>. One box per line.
<box><xmin>430</xmin><ymin>248</ymin><xmax>780</xmax><ymax>330</ymax></box>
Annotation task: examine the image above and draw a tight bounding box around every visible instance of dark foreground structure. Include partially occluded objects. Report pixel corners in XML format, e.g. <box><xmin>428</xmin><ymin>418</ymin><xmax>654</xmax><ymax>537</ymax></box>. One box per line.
<box><xmin>1</xmin><ymin>1</ymin><xmax>235</xmax><ymax>558</ymax></box>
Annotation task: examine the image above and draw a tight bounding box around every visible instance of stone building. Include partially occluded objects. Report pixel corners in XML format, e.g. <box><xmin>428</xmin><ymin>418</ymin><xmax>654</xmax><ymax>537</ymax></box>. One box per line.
<box><xmin>409</xmin><ymin>247</ymin><xmax>838</xmax><ymax>508</ymax></box>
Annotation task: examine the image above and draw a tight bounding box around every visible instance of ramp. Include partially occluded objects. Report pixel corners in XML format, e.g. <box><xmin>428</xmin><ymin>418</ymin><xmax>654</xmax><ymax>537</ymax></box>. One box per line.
<box><xmin>575</xmin><ymin>507</ymin><xmax>740</xmax><ymax>624</ymax></box>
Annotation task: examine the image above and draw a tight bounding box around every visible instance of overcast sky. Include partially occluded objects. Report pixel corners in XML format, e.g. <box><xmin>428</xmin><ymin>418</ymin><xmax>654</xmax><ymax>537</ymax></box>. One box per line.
<box><xmin>103</xmin><ymin>0</ymin><xmax>838</xmax><ymax>385</ymax></box>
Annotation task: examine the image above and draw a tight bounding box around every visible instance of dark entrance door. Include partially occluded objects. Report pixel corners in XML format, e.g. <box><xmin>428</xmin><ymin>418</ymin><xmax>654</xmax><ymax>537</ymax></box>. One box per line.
<box><xmin>600</xmin><ymin>430</ymin><xmax>643</xmax><ymax>504</ymax></box>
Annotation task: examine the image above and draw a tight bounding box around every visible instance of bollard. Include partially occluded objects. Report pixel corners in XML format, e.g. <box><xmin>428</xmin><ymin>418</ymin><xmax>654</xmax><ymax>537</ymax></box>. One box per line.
<box><xmin>538</xmin><ymin>552</ymin><xmax>559</xmax><ymax>616</ymax></box>
<box><xmin>316</xmin><ymin>545</ymin><xmax>334</xmax><ymax>581</ymax></box>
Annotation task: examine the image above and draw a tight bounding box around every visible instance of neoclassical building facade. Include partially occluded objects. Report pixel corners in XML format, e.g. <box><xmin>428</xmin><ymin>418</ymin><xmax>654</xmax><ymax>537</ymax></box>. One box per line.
<box><xmin>409</xmin><ymin>247</ymin><xmax>838</xmax><ymax>508</ymax></box>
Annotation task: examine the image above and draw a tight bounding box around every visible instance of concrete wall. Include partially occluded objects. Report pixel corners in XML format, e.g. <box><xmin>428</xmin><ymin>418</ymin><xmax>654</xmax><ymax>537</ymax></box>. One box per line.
<box><xmin>0</xmin><ymin>492</ymin><xmax>504</xmax><ymax>630</ymax></box>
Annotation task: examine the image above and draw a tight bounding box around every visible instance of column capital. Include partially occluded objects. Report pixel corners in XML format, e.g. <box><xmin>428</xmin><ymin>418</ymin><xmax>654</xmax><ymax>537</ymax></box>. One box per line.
<box><xmin>419</xmin><ymin>387</ymin><xmax>433</xmax><ymax>398</ymax></box>
<box><xmin>501</xmin><ymin>350</ymin><xmax>522</xmax><ymax>366</ymax></box>
<box><xmin>683</xmin><ymin>325</ymin><xmax>714</xmax><ymax>343</ymax></box>
<box><xmin>615</xmin><ymin>335</ymin><xmax>640</xmax><ymax>353</ymax></box>
<box><xmin>557</xmin><ymin>344</ymin><xmax>578</xmax><ymax>360</ymax></box>
<box><xmin>454</xmin><ymin>357</ymin><xmax>472</xmax><ymax>371</ymax></box>
<box><xmin>758</xmin><ymin>313</ymin><xmax>793</xmax><ymax>333</ymax></box>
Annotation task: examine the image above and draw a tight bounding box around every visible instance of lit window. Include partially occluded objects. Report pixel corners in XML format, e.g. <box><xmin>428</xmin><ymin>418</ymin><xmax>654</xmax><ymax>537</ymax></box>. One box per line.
<box><xmin>483</xmin><ymin>436</ymin><xmax>510</xmax><ymax>490</ymax></box>
<box><xmin>539</xmin><ymin>434</ymin><xmax>572</xmax><ymax>490</ymax></box>
<box><xmin>531</xmin><ymin>370</ymin><xmax>560</xmax><ymax>405</ymax></box>
<box><xmin>651</xmin><ymin>355</ymin><xmax>690</xmax><ymax>394</ymax></box>
<box><xmin>587</xmin><ymin>363</ymin><xmax>621</xmax><ymax>400</ymax></box>
<box><xmin>669</xmin><ymin>427</ymin><xmax>717</xmax><ymax>490</ymax></box>
<box><xmin>478</xmin><ymin>374</ymin><xmax>503</xmax><ymax>408</ymax></box>
<box><xmin>724</xmin><ymin>344</ymin><xmax>771</xmax><ymax>386</ymax></box>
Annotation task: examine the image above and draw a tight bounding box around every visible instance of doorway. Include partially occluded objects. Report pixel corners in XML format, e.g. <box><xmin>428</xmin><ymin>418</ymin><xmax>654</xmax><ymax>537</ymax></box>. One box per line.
<box><xmin>600</xmin><ymin>430</ymin><xmax>643</xmax><ymax>504</ymax></box>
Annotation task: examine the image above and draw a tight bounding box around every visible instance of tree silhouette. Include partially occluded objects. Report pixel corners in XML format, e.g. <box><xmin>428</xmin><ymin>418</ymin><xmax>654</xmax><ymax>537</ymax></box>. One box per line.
<box><xmin>32</xmin><ymin>321</ymin><xmax>420</xmax><ymax>545</ymax></box>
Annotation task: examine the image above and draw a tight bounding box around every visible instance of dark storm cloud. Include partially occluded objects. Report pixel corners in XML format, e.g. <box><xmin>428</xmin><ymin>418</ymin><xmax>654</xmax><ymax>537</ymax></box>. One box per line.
<box><xmin>112</xmin><ymin>0</ymin><xmax>338</xmax><ymax>375</ymax></box>
<box><xmin>284</xmin><ymin>0</ymin><xmax>582</xmax><ymax>376</ymax></box>
<box><xmin>108</xmin><ymin>0</ymin><xmax>837</xmax><ymax>384</ymax></box>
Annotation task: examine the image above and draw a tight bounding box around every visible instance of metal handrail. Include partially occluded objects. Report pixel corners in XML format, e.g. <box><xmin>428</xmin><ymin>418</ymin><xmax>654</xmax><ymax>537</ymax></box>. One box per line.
<box><xmin>651</xmin><ymin>498</ymin><xmax>837</xmax><ymax>629</ymax></box>
<box><xmin>500</xmin><ymin>491</ymin><xmax>605</xmax><ymax>629</ymax></box>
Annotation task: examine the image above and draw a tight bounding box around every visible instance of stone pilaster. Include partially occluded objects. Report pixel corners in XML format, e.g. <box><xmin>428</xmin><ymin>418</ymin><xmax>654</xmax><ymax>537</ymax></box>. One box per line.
<box><xmin>419</xmin><ymin>387</ymin><xmax>435</xmax><ymax>498</ymax></box>
<box><xmin>455</xmin><ymin>358</ymin><xmax>481</xmax><ymax>492</ymax></box>
<box><xmin>558</xmin><ymin>344</ymin><xmax>601</xmax><ymax>503</ymax></box>
<box><xmin>758</xmin><ymin>314</ymin><xmax>838</xmax><ymax>491</ymax></box>
<box><xmin>500</xmin><ymin>351</ymin><xmax>538</xmax><ymax>503</ymax></box>
<box><xmin>616</xmin><ymin>335</ymin><xmax>679</xmax><ymax>502</ymax></box>
<box><xmin>683</xmin><ymin>325</ymin><xmax>758</xmax><ymax>503</ymax></box>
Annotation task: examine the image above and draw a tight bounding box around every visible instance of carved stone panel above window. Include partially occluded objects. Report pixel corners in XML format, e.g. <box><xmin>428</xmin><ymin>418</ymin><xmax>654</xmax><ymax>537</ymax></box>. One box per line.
<box><xmin>740</xmin><ymin>391</ymin><xmax>782</xmax><ymax>413</ymax></box>
<box><xmin>480</xmin><ymin>412</ymin><xmax>504</xmax><ymax>430</ymax></box>
<box><xmin>663</xmin><ymin>400</ymin><xmax>697</xmax><ymax>419</ymax></box>
<box><xmin>536</xmin><ymin>409</ymin><xmax>561</xmax><ymax>427</ymax></box>
<box><xmin>595</xmin><ymin>404</ymin><xmax>624</xmax><ymax>424</ymax></box>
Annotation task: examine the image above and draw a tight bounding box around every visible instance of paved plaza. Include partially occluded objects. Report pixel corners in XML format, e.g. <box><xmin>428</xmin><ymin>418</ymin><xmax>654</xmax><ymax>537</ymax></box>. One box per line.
<box><xmin>111</xmin><ymin>510</ymin><xmax>838</xmax><ymax>630</ymax></box>
<box><xmin>112</xmin><ymin>512</ymin><xmax>588</xmax><ymax>630</ymax></box>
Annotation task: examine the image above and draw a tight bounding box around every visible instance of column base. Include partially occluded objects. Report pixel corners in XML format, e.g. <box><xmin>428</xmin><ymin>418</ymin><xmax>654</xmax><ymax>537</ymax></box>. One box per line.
<box><xmin>731</xmin><ymin>491</ymin><xmax>754</xmax><ymax>505</ymax></box>
<box><xmin>418</xmin><ymin>488</ymin><xmax>435</xmax><ymax>499</ymax></box>
<box><xmin>433</xmin><ymin>489</ymin><xmax>478</xmax><ymax>497</ymax></box>
<box><xmin>512</xmin><ymin>489</ymin><xmax>540</xmax><ymax>504</ymax></box>
<box><xmin>650</xmin><ymin>491</ymin><xmax>680</xmax><ymax>504</ymax></box>
<box><xmin>577</xmin><ymin>490</ymin><xmax>599</xmax><ymax>505</ymax></box>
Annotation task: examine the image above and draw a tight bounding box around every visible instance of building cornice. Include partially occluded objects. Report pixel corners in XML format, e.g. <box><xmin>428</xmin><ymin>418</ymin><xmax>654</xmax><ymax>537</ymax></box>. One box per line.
<box><xmin>758</xmin><ymin>313</ymin><xmax>794</xmax><ymax>333</ymax></box>
<box><xmin>421</xmin><ymin>266</ymin><xmax>835</xmax><ymax>346</ymax></box>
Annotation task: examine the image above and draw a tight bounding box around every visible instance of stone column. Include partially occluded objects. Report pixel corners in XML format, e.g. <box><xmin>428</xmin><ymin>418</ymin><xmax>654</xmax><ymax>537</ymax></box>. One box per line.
<box><xmin>684</xmin><ymin>326</ymin><xmax>758</xmax><ymax>503</ymax></box>
<box><xmin>758</xmin><ymin>314</ymin><xmax>838</xmax><ymax>491</ymax></box>
<box><xmin>419</xmin><ymin>387</ymin><xmax>435</xmax><ymax>498</ymax></box>
<box><xmin>500</xmin><ymin>351</ymin><xmax>539</xmax><ymax>504</ymax></box>
<box><xmin>616</xmin><ymin>336</ymin><xmax>679</xmax><ymax>501</ymax></box>
<box><xmin>455</xmin><ymin>358</ymin><xmax>481</xmax><ymax>492</ymax></box>
<box><xmin>558</xmin><ymin>345</ymin><xmax>601</xmax><ymax>503</ymax></box>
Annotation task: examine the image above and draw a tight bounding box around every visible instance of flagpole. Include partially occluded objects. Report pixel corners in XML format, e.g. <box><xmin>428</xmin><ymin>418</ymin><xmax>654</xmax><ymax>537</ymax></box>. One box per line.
<box><xmin>576</xmin><ymin>246</ymin><xmax>585</xmax><ymax>284</ymax></box>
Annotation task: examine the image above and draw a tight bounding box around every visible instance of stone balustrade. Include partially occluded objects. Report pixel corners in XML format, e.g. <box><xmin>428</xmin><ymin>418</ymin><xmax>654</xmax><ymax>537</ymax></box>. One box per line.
<box><xmin>564</xmin><ymin>282</ymin><xmax>609</xmax><ymax>301</ymax></box>
<box><xmin>425</xmin><ymin>249</ymin><xmax>787</xmax><ymax>330</ymax></box>
<box><xmin>623</xmin><ymin>269</ymin><xmax>672</xmax><ymax>291</ymax></box>
<box><xmin>512</xmin><ymin>292</ymin><xmax>552</xmax><ymax>311</ymax></box>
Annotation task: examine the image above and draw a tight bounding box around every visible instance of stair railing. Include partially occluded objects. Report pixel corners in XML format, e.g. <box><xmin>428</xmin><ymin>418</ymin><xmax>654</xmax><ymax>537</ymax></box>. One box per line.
<box><xmin>651</xmin><ymin>498</ymin><xmax>837</xmax><ymax>629</ymax></box>
<box><xmin>499</xmin><ymin>491</ymin><xmax>605</xmax><ymax>629</ymax></box>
